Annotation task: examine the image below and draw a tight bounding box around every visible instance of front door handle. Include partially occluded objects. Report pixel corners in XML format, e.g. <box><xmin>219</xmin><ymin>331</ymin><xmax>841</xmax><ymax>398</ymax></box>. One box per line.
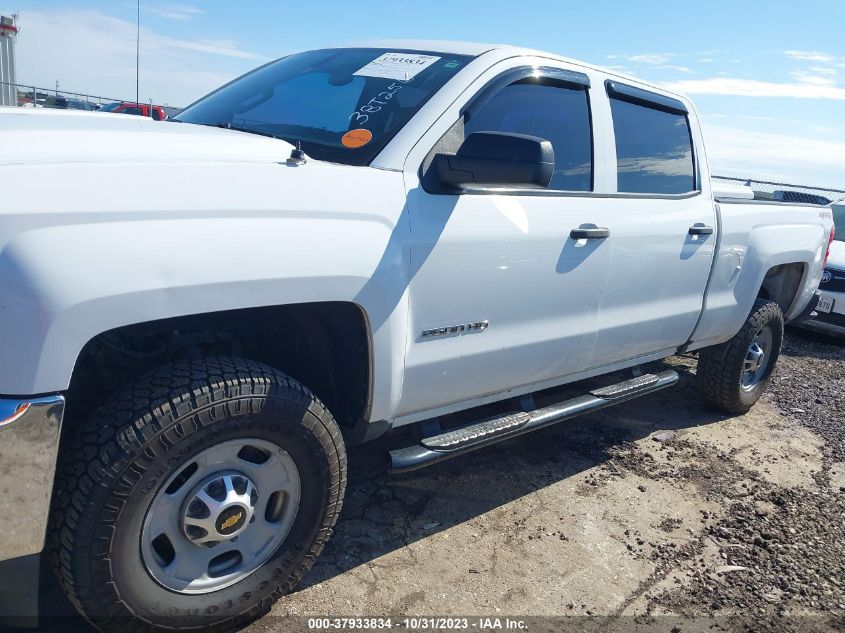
<box><xmin>688</xmin><ymin>224</ymin><xmax>714</xmax><ymax>236</ymax></box>
<box><xmin>570</xmin><ymin>227</ymin><xmax>610</xmax><ymax>239</ymax></box>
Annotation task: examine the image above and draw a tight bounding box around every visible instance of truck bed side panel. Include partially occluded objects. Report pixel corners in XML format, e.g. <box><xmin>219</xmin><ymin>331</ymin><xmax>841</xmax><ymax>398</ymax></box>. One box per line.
<box><xmin>687</xmin><ymin>200</ymin><xmax>830</xmax><ymax>350</ymax></box>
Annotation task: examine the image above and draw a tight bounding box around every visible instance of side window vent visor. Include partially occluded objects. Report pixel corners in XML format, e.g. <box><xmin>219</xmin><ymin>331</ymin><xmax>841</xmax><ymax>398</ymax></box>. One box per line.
<box><xmin>463</xmin><ymin>66</ymin><xmax>590</xmax><ymax>121</ymax></box>
<box><xmin>605</xmin><ymin>80</ymin><xmax>688</xmax><ymax>115</ymax></box>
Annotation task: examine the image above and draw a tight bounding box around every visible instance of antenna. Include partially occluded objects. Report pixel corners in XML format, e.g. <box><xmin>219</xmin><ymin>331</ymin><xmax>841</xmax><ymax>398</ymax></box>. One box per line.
<box><xmin>136</xmin><ymin>0</ymin><xmax>140</xmax><ymax>105</ymax></box>
<box><xmin>288</xmin><ymin>141</ymin><xmax>307</xmax><ymax>166</ymax></box>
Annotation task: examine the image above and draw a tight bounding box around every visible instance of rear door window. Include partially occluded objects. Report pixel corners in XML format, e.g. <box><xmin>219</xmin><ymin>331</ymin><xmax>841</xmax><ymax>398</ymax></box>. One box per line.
<box><xmin>609</xmin><ymin>96</ymin><xmax>696</xmax><ymax>194</ymax></box>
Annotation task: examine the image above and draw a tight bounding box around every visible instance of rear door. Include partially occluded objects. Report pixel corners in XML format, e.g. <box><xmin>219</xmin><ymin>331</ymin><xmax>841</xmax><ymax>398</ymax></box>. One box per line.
<box><xmin>587</xmin><ymin>80</ymin><xmax>717</xmax><ymax>367</ymax></box>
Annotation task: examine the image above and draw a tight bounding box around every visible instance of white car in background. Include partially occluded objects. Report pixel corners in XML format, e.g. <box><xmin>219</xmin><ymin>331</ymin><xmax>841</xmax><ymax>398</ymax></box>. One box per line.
<box><xmin>802</xmin><ymin>203</ymin><xmax>845</xmax><ymax>337</ymax></box>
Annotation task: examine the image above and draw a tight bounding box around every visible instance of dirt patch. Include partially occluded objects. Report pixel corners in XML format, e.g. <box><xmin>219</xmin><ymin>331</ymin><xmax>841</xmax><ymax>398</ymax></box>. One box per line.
<box><xmin>642</xmin><ymin>330</ymin><xmax>845</xmax><ymax>629</ymax></box>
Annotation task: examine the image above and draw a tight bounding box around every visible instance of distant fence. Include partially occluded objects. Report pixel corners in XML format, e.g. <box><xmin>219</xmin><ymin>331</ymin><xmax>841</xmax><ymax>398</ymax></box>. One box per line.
<box><xmin>0</xmin><ymin>79</ymin><xmax>131</xmax><ymax>110</ymax></box>
<box><xmin>713</xmin><ymin>175</ymin><xmax>845</xmax><ymax>205</ymax></box>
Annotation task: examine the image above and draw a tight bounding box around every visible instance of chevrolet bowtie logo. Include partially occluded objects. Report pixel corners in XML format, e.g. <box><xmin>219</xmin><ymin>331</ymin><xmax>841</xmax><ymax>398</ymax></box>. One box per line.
<box><xmin>220</xmin><ymin>512</ymin><xmax>242</xmax><ymax>531</ymax></box>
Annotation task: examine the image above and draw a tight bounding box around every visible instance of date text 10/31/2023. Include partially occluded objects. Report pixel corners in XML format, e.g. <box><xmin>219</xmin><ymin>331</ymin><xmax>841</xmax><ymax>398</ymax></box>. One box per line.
<box><xmin>306</xmin><ymin>617</ymin><xmax>528</xmax><ymax>630</ymax></box>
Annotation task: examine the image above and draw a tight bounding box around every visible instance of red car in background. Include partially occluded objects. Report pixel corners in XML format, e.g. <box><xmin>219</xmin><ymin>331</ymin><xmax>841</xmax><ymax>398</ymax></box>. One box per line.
<box><xmin>98</xmin><ymin>101</ymin><xmax>167</xmax><ymax>120</ymax></box>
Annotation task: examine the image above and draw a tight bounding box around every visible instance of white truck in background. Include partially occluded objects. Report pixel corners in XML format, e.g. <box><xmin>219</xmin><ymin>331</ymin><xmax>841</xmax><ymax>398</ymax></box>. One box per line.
<box><xmin>801</xmin><ymin>201</ymin><xmax>844</xmax><ymax>336</ymax></box>
<box><xmin>0</xmin><ymin>40</ymin><xmax>835</xmax><ymax>632</ymax></box>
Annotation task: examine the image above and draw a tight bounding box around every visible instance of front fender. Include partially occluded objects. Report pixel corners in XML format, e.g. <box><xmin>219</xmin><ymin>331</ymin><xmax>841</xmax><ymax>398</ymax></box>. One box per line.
<box><xmin>0</xmin><ymin>161</ymin><xmax>410</xmax><ymax>425</ymax></box>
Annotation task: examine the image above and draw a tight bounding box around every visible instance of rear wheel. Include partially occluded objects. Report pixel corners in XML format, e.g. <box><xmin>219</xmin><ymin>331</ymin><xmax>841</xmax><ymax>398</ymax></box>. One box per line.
<box><xmin>697</xmin><ymin>298</ymin><xmax>784</xmax><ymax>414</ymax></box>
<box><xmin>49</xmin><ymin>357</ymin><xmax>346</xmax><ymax>632</ymax></box>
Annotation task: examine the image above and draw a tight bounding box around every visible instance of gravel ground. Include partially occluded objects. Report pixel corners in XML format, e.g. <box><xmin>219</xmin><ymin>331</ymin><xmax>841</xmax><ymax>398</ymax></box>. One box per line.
<box><xmin>768</xmin><ymin>329</ymin><xmax>845</xmax><ymax>462</ymax></box>
<box><xmin>18</xmin><ymin>329</ymin><xmax>845</xmax><ymax>633</ymax></box>
<box><xmin>637</xmin><ymin>327</ymin><xmax>845</xmax><ymax>630</ymax></box>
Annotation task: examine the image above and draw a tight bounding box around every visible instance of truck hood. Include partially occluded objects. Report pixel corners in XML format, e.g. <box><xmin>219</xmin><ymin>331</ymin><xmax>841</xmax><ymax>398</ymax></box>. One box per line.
<box><xmin>0</xmin><ymin>107</ymin><xmax>296</xmax><ymax>166</ymax></box>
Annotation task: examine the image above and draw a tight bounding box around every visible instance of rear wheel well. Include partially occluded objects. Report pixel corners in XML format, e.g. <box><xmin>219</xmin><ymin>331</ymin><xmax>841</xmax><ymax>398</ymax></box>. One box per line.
<box><xmin>758</xmin><ymin>263</ymin><xmax>806</xmax><ymax>315</ymax></box>
<box><xmin>65</xmin><ymin>302</ymin><xmax>371</xmax><ymax>432</ymax></box>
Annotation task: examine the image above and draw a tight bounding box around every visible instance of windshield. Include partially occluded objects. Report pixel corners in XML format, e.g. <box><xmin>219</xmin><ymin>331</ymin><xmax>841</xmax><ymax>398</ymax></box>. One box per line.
<box><xmin>834</xmin><ymin>205</ymin><xmax>844</xmax><ymax>241</ymax></box>
<box><xmin>175</xmin><ymin>48</ymin><xmax>473</xmax><ymax>165</ymax></box>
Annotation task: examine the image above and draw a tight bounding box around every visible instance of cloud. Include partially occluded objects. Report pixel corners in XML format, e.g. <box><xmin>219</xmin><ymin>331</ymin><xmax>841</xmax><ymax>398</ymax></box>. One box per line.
<box><xmin>791</xmin><ymin>72</ymin><xmax>836</xmax><ymax>87</ymax></box>
<box><xmin>702</xmin><ymin>123</ymin><xmax>845</xmax><ymax>188</ymax></box>
<box><xmin>808</xmin><ymin>66</ymin><xmax>838</xmax><ymax>76</ymax></box>
<box><xmin>625</xmin><ymin>53</ymin><xmax>676</xmax><ymax>65</ymax></box>
<box><xmin>617</xmin><ymin>54</ymin><xmax>695</xmax><ymax>74</ymax></box>
<box><xmin>166</xmin><ymin>38</ymin><xmax>265</xmax><ymax>60</ymax></box>
<box><xmin>143</xmin><ymin>3</ymin><xmax>205</xmax><ymax>20</ymax></box>
<box><xmin>653</xmin><ymin>64</ymin><xmax>695</xmax><ymax>74</ymax></box>
<box><xmin>785</xmin><ymin>50</ymin><xmax>836</xmax><ymax>63</ymax></box>
<box><xmin>663</xmin><ymin>77</ymin><xmax>845</xmax><ymax>100</ymax></box>
<box><xmin>15</xmin><ymin>10</ymin><xmax>268</xmax><ymax>105</ymax></box>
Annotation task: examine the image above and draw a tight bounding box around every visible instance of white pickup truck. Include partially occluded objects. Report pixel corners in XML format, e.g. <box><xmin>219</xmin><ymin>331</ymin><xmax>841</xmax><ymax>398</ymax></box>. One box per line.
<box><xmin>801</xmin><ymin>202</ymin><xmax>844</xmax><ymax>336</ymax></box>
<box><xmin>0</xmin><ymin>41</ymin><xmax>835</xmax><ymax>631</ymax></box>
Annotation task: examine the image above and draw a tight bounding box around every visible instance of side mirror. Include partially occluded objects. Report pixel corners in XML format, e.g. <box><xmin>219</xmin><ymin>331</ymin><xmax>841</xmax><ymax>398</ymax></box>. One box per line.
<box><xmin>432</xmin><ymin>131</ymin><xmax>554</xmax><ymax>191</ymax></box>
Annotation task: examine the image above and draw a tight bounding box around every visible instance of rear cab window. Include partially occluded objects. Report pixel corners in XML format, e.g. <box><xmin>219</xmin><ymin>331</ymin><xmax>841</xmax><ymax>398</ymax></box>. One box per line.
<box><xmin>606</xmin><ymin>81</ymin><xmax>696</xmax><ymax>195</ymax></box>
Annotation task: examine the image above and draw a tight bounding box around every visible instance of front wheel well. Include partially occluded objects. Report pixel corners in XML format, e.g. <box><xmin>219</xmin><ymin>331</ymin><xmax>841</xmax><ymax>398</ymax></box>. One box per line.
<box><xmin>65</xmin><ymin>302</ymin><xmax>371</xmax><ymax>433</ymax></box>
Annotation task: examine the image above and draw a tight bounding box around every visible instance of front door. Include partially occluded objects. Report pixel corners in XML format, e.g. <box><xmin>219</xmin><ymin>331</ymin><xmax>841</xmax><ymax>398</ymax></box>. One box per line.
<box><xmin>397</xmin><ymin>65</ymin><xmax>610</xmax><ymax>417</ymax></box>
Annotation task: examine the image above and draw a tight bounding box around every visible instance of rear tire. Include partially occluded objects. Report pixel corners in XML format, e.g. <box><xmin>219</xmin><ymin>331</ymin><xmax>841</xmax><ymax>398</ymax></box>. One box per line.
<box><xmin>48</xmin><ymin>356</ymin><xmax>346</xmax><ymax>632</ymax></box>
<box><xmin>697</xmin><ymin>298</ymin><xmax>784</xmax><ymax>414</ymax></box>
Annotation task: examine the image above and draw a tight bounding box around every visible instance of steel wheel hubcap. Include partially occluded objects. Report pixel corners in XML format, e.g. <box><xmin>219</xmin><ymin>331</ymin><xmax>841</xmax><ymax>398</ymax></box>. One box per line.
<box><xmin>182</xmin><ymin>473</ymin><xmax>257</xmax><ymax>545</ymax></box>
<box><xmin>741</xmin><ymin>326</ymin><xmax>773</xmax><ymax>391</ymax></box>
<box><xmin>141</xmin><ymin>438</ymin><xmax>301</xmax><ymax>594</ymax></box>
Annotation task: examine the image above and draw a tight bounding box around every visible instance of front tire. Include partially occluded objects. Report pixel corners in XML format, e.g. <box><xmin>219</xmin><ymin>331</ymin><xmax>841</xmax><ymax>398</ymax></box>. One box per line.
<box><xmin>49</xmin><ymin>357</ymin><xmax>346</xmax><ymax>632</ymax></box>
<box><xmin>697</xmin><ymin>298</ymin><xmax>784</xmax><ymax>414</ymax></box>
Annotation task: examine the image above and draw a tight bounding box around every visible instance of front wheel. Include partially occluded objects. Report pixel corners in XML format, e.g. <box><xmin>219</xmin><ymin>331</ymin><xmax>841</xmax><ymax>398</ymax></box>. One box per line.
<box><xmin>49</xmin><ymin>357</ymin><xmax>346</xmax><ymax>632</ymax></box>
<box><xmin>697</xmin><ymin>298</ymin><xmax>784</xmax><ymax>414</ymax></box>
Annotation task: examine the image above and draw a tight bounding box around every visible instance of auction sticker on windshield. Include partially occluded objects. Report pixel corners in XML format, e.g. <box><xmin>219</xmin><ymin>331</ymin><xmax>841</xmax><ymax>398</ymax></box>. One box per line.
<box><xmin>354</xmin><ymin>53</ymin><xmax>441</xmax><ymax>81</ymax></box>
<box><xmin>341</xmin><ymin>128</ymin><xmax>373</xmax><ymax>148</ymax></box>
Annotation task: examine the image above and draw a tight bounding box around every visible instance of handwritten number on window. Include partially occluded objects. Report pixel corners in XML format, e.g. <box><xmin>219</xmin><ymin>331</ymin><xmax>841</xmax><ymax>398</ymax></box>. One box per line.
<box><xmin>349</xmin><ymin>82</ymin><xmax>404</xmax><ymax>127</ymax></box>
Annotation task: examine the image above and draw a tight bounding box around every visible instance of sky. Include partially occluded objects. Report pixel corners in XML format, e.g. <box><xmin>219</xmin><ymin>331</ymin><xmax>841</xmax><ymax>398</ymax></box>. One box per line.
<box><xmin>4</xmin><ymin>0</ymin><xmax>845</xmax><ymax>188</ymax></box>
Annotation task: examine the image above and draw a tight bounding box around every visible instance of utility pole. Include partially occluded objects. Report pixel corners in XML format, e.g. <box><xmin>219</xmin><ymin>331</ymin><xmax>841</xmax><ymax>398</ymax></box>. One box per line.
<box><xmin>136</xmin><ymin>0</ymin><xmax>140</xmax><ymax>105</ymax></box>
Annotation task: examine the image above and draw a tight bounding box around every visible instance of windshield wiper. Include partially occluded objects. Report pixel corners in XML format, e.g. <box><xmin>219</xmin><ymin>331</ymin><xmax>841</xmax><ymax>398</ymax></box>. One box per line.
<box><xmin>209</xmin><ymin>122</ymin><xmax>280</xmax><ymax>140</ymax></box>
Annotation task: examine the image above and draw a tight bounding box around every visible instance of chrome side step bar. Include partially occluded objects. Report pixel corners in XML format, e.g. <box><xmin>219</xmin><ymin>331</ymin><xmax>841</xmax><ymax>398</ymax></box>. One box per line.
<box><xmin>389</xmin><ymin>369</ymin><xmax>678</xmax><ymax>474</ymax></box>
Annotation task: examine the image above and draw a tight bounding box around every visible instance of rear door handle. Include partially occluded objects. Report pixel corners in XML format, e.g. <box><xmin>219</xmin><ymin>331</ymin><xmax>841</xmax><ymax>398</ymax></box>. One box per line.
<box><xmin>688</xmin><ymin>224</ymin><xmax>714</xmax><ymax>236</ymax></box>
<box><xmin>570</xmin><ymin>227</ymin><xmax>610</xmax><ymax>239</ymax></box>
